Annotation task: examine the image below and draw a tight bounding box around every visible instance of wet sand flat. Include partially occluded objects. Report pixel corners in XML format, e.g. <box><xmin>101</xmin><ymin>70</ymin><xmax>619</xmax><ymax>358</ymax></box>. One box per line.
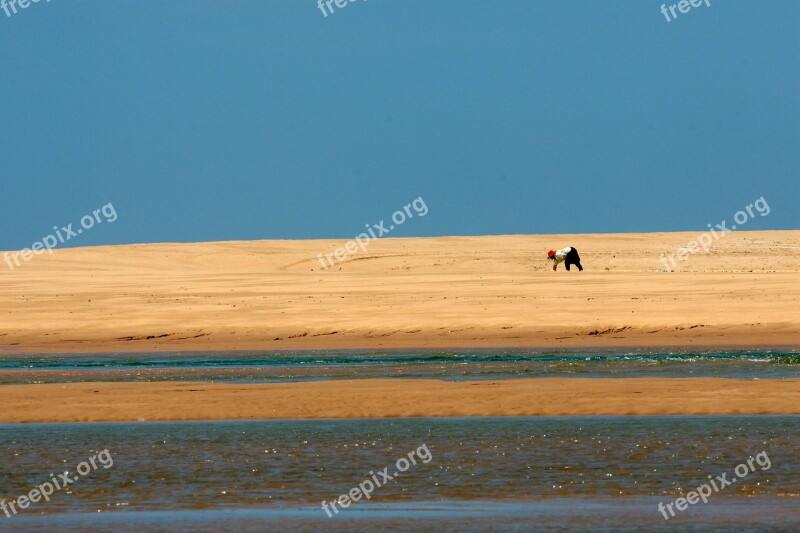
<box><xmin>1</xmin><ymin>377</ymin><xmax>798</xmax><ymax>423</ymax></box>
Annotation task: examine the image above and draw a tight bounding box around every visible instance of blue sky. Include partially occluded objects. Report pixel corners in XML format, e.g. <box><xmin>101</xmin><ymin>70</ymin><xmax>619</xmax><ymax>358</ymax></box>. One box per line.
<box><xmin>1</xmin><ymin>0</ymin><xmax>797</xmax><ymax>248</ymax></box>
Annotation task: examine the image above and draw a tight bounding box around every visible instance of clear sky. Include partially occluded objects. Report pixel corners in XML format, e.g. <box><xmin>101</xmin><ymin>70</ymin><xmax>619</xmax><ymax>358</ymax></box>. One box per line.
<box><xmin>1</xmin><ymin>0</ymin><xmax>797</xmax><ymax>248</ymax></box>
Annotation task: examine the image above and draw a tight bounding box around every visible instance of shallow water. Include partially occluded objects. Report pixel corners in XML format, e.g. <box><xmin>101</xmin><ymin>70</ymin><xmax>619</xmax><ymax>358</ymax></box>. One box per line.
<box><xmin>1</xmin><ymin>416</ymin><xmax>799</xmax><ymax>531</ymax></box>
<box><xmin>2</xmin><ymin>350</ymin><xmax>798</xmax><ymax>530</ymax></box>
<box><xmin>0</xmin><ymin>350</ymin><xmax>798</xmax><ymax>384</ymax></box>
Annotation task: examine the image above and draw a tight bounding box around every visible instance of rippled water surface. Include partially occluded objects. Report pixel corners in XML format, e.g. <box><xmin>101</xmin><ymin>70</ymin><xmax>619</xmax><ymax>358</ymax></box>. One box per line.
<box><xmin>1</xmin><ymin>416</ymin><xmax>799</xmax><ymax>531</ymax></box>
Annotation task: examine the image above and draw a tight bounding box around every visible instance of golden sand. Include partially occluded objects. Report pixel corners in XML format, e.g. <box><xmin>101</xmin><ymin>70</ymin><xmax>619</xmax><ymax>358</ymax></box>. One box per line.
<box><xmin>0</xmin><ymin>230</ymin><xmax>798</xmax><ymax>353</ymax></box>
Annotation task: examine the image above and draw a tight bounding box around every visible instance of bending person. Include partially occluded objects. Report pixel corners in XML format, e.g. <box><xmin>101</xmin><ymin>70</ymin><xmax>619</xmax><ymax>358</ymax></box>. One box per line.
<box><xmin>547</xmin><ymin>247</ymin><xmax>583</xmax><ymax>271</ymax></box>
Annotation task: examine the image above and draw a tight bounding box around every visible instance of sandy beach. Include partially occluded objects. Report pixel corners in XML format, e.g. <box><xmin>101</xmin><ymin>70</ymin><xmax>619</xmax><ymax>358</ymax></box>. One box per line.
<box><xmin>1</xmin><ymin>230</ymin><xmax>799</xmax><ymax>353</ymax></box>
<box><xmin>1</xmin><ymin>378</ymin><xmax>798</xmax><ymax>423</ymax></box>
<box><xmin>2</xmin><ymin>231</ymin><xmax>798</xmax><ymax>424</ymax></box>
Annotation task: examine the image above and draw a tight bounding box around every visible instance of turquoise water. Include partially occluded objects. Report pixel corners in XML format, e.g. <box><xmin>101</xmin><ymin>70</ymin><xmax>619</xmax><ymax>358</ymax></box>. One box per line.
<box><xmin>1</xmin><ymin>416</ymin><xmax>799</xmax><ymax>531</ymax></box>
<box><xmin>0</xmin><ymin>349</ymin><xmax>798</xmax><ymax>383</ymax></box>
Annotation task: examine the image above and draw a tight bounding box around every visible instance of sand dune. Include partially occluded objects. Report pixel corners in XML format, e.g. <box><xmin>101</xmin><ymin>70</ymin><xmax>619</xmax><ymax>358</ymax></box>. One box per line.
<box><xmin>1</xmin><ymin>230</ymin><xmax>799</xmax><ymax>353</ymax></box>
